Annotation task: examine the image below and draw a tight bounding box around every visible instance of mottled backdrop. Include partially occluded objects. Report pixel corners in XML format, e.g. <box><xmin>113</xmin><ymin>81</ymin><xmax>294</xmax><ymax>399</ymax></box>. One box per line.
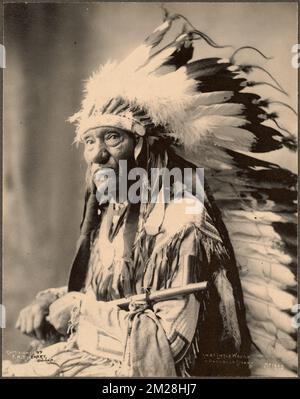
<box><xmin>3</xmin><ymin>2</ymin><xmax>297</xmax><ymax>354</ymax></box>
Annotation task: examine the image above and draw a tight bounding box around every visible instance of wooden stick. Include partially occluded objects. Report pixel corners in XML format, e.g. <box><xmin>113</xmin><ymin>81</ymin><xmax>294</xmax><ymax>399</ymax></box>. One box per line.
<box><xmin>111</xmin><ymin>281</ymin><xmax>208</xmax><ymax>309</ymax></box>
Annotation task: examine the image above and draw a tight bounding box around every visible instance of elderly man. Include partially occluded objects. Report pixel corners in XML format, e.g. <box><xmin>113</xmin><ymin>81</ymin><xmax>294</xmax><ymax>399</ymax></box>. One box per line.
<box><xmin>7</xmin><ymin>13</ymin><xmax>254</xmax><ymax>377</ymax></box>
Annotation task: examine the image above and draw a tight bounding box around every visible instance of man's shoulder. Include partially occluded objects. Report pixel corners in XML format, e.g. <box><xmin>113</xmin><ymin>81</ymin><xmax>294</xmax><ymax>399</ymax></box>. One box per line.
<box><xmin>164</xmin><ymin>192</ymin><xmax>205</xmax><ymax>232</ymax></box>
<box><xmin>144</xmin><ymin>191</ymin><xmax>204</xmax><ymax>239</ymax></box>
<box><xmin>143</xmin><ymin>190</ymin><xmax>223</xmax><ymax>245</ymax></box>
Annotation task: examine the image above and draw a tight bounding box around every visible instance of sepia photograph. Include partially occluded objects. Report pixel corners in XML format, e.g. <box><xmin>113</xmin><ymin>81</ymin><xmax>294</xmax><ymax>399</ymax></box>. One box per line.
<box><xmin>1</xmin><ymin>1</ymin><xmax>298</xmax><ymax>379</ymax></box>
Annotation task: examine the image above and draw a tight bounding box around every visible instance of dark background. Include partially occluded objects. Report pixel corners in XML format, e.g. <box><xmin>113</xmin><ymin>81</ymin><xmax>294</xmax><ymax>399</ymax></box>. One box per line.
<box><xmin>3</xmin><ymin>2</ymin><xmax>297</xmax><ymax>354</ymax></box>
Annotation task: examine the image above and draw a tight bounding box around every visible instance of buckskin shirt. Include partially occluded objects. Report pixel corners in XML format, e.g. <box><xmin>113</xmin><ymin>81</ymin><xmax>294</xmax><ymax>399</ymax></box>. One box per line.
<box><xmin>4</xmin><ymin>180</ymin><xmax>251</xmax><ymax>377</ymax></box>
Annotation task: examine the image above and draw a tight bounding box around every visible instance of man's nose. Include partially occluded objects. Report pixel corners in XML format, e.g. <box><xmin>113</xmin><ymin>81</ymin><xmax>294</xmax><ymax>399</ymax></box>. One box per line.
<box><xmin>92</xmin><ymin>147</ymin><xmax>110</xmax><ymax>165</ymax></box>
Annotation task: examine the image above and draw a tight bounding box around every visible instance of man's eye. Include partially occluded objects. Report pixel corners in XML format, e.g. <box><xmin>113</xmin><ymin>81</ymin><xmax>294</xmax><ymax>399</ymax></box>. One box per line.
<box><xmin>84</xmin><ymin>138</ymin><xmax>94</xmax><ymax>145</ymax></box>
<box><xmin>105</xmin><ymin>133</ymin><xmax>122</xmax><ymax>146</ymax></box>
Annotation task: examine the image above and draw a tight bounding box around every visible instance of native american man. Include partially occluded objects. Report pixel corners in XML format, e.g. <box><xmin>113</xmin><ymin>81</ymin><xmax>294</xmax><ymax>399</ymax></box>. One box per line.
<box><xmin>6</xmin><ymin>10</ymin><xmax>297</xmax><ymax>377</ymax></box>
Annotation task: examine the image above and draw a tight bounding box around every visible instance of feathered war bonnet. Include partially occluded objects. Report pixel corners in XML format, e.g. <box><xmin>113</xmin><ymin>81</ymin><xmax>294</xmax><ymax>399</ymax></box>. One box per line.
<box><xmin>69</xmin><ymin>8</ymin><xmax>296</xmax><ymax>168</ymax></box>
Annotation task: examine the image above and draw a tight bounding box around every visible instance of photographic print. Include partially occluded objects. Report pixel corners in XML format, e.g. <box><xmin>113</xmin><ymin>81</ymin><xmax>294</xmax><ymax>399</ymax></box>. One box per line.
<box><xmin>1</xmin><ymin>1</ymin><xmax>298</xmax><ymax>378</ymax></box>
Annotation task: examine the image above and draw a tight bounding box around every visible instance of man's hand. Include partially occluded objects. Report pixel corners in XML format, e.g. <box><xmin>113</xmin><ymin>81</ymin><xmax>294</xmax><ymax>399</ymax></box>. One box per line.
<box><xmin>15</xmin><ymin>291</ymin><xmax>58</xmax><ymax>340</ymax></box>
<box><xmin>47</xmin><ymin>292</ymin><xmax>84</xmax><ymax>335</ymax></box>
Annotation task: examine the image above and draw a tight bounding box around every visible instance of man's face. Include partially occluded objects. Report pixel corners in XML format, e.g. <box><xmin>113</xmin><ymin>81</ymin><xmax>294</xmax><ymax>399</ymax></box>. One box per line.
<box><xmin>82</xmin><ymin>126</ymin><xmax>136</xmax><ymax>198</ymax></box>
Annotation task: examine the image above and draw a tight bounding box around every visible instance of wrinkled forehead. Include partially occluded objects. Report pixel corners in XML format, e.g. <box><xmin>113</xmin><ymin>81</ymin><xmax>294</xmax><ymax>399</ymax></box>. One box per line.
<box><xmin>77</xmin><ymin>113</ymin><xmax>146</xmax><ymax>143</ymax></box>
<box><xmin>81</xmin><ymin>126</ymin><xmax>132</xmax><ymax>140</ymax></box>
